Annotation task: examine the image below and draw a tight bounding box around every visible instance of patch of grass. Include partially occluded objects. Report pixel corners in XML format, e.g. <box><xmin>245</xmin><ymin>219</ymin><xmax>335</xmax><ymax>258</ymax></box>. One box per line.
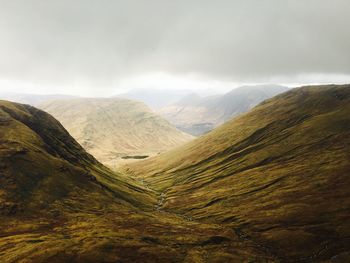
<box><xmin>122</xmin><ymin>155</ymin><xmax>149</xmax><ymax>160</ymax></box>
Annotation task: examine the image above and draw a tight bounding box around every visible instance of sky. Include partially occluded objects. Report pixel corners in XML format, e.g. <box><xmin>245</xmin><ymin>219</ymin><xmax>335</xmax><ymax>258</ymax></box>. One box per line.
<box><xmin>0</xmin><ymin>0</ymin><xmax>350</xmax><ymax>96</ymax></box>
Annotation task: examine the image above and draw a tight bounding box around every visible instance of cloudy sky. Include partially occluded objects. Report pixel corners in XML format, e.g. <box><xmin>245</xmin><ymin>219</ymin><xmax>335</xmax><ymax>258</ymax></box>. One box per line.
<box><xmin>0</xmin><ymin>0</ymin><xmax>350</xmax><ymax>96</ymax></box>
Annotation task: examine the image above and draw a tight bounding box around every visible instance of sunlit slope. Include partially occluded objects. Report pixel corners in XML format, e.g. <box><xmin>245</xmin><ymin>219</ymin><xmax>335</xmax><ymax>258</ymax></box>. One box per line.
<box><xmin>126</xmin><ymin>85</ymin><xmax>350</xmax><ymax>260</ymax></box>
<box><xmin>40</xmin><ymin>98</ymin><xmax>193</xmax><ymax>167</ymax></box>
<box><xmin>0</xmin><ymin>100</ymin><xmax>273</xmax><ymax>262</ymax></box>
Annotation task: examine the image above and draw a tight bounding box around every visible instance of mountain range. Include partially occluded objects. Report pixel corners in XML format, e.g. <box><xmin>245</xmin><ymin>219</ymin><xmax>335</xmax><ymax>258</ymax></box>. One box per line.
<box><xmin>1</xmin><ymin>84</ymin><xmax>350</xmax><ymax>262</ymax></box>
<box><xmin>159</xmin><ymin>85</ymin><xmax>289</xmax><ymax>135</ymax></box>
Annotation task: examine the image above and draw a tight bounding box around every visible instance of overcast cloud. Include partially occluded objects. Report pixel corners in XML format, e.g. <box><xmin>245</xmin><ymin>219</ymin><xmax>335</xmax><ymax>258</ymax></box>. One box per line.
<box><xmin>0</xmin><ymin>0</ymin><xmax>350</xmax><ymax>95</ymax></box>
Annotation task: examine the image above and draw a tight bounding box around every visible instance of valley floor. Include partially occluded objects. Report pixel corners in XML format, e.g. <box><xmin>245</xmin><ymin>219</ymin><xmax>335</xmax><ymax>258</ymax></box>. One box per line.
<box><xmin>0</xmin><ymin>193</ymin><xmax>277</xmax><ymax>263</ymax></box>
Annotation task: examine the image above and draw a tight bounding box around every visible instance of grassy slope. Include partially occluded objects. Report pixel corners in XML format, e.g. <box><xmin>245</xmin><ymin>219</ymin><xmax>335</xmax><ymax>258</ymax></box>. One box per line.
<box><xmin>125</xmin><ymin>85</ymin><xmax>350</xmax><ymax>261</ymax></box>
<box><xmin>39</xmin><ymin>98</ymin><xmax>193</xmax><ymax>168</ymax></box>
<box><xmin>0</xmin><ymin>101</ymin><xmax>272</xmax><ymax>262</ymax></box>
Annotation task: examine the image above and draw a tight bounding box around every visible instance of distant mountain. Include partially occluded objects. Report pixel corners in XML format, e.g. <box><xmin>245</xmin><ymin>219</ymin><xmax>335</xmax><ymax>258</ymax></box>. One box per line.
<box><xmin>0</xmin><ymin>92</ymin><xmax>76</xmax><ymax>106</ymax></box>
<box><xmin>159</xmin><ymin>85</ymin><xmax>289</xmax><ymax>135</ymax></box>
<box><xmin>39</xmin><ymin>98</ymin><xmax>193</xmax><ymax>168</ymax></box>
<box><xmin>118</xmin><ymin>88</ymin><xmax>198</xmax><ymax>109</ymax></box>
<box><xmin>126</xmin><ymin>84</ymin><xmax>350</xmax><ymax>261</ymax></box>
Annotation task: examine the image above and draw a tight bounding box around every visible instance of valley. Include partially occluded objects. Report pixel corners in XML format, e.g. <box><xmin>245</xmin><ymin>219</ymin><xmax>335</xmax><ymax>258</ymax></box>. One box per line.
<box><xmin>1</xmin><ymin>1</ymin><xmax>349</xmax><ymax>262</ymax></box>
<box><xmin>0</xmin><ymin>85</ymin><xmax>350</xmax><ymax>262</ymax></box>
<box><xmin>0</xmin><ymin>99</ymin><xmax>273</xmax><ymax>262</ymax></box>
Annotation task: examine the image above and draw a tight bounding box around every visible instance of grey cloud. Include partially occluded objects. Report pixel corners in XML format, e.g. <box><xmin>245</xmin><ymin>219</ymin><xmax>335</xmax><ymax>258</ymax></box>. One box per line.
<box><xmin>0</xmin><ymin>0</ymin><xmax>349</xmax><ymax>92</ymax></box>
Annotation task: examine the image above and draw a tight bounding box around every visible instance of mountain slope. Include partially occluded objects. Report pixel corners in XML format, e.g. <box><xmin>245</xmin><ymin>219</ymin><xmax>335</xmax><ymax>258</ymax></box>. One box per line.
<box><xmin>125</xmin><ymin>85</ymin><xmax>350</xmax><ymax>261</ymax></box>
<box><xmin>0</xmin><ymin>100</ymin><xmax>156</xmax><ymax>212</ymax></box>
<box><xmin>39</xmin><ymin>98</ymin><xmax>193</xmax><ymax>168</ymax></box>
<box><xmin>159</xmin><ymin>85</ymin><xmax>289</xmax><ymax>135</ymax></box>
<box><xmin>0</xmin><ymin>100</ymin><xmax>273</xmax><ymax>262</ymax></box>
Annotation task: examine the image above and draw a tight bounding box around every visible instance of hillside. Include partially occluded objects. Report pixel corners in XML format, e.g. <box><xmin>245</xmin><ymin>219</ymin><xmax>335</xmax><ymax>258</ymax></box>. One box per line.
<box><xmin>0</xmin><ymin>100</ymin><xmax>157</xmax><ymax>212</ymax></box>
<box><xmin>159</xmin><ymin>85</ymin><xmax>289</xmax><ymax>135</ymax></box>
<box><xmin>125</xmin><ymin>85</ymin><xmax>350</xmax><ymax>261</ymax></box>
<box><xmin>39</xmin><ymin>98</ymin><xmax>193</xmax><ymax>168</ymax></box>
<box><xmin>0</xmin><ymin>100</ymin><xmax>273</xmax><ymax>262</ymax></box>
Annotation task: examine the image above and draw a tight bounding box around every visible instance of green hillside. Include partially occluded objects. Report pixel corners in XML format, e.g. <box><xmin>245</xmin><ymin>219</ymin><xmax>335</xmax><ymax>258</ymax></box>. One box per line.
<box><xmin>125</xmin><ymin>85</ymin><xmax>350</xmax><ymax>261</ymax></box>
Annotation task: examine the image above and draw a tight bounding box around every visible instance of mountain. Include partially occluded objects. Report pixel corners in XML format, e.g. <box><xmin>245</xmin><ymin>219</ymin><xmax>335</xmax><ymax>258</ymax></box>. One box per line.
<box><xmin>0</xmin><ymin>92</ymin><xmax>76</xmax><ymax>106</ymax></box>
<box><xmin>0</xmin><ymin>100</ymin><xmax>273</xmax><ymax>262</ymax></box>
<box><xmin>39</xmin><ymin>98</ymin><xmax>193</xmax><ymax>168</ymax></box>
<box><xmin>0</xmin><ymin>100</ymin><xmax>155</xmax><ymax>211</ymax></box>
<box><xmin>159</xmin><ymin>85</ymin><xmax>289</xmax><ymax>135</ymax></box>
<box><xmin>125</xmin><ymin>85</ymin><xmax>350</xmax><ymax>261</ymax></box>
